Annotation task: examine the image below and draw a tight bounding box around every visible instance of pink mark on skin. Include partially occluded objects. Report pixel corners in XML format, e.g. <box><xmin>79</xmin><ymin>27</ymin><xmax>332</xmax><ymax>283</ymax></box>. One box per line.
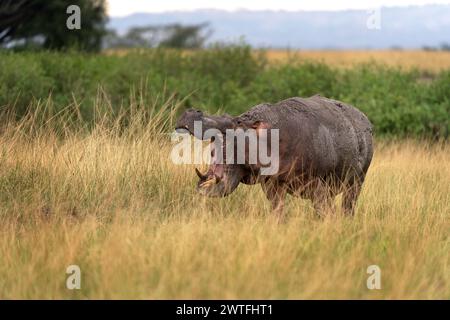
<box><xmin>209</xmin><ymin>143</ymin><xmax>224</xmax><ymax>179</ymax></box>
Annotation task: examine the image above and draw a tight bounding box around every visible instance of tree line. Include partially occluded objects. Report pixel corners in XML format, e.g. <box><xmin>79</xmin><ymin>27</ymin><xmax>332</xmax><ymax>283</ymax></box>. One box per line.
<box><xmin>0</xmin><ymin>0</ymin><xmax>210</xmax><ymax>51</ymax></box>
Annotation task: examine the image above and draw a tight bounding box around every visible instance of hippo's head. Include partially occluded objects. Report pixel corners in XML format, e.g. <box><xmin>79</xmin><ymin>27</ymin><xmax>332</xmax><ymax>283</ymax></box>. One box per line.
<box><xmin>175</xmin><ymin>108</ymin><xmax>268</xmax><ymax>197</ymax></box>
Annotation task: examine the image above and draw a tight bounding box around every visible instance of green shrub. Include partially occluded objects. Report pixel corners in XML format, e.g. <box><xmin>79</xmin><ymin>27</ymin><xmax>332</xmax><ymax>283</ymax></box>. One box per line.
<box><xmin>0</xmin><ymin>47</ymin><xmax>448</xmax><ymax>138</ymax></box>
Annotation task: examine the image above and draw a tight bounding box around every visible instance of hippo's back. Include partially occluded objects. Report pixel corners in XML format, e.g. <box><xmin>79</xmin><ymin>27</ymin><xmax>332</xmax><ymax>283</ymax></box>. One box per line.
<box><xmin>239</xmin><ymin>95</ymin><xmax>373</xmax><ymax>178</ymax></box>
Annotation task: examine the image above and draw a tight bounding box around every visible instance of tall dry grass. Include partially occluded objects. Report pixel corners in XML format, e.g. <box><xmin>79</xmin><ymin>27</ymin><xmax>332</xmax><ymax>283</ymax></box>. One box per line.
<box><xmin>0</xmin><ymin>98</ymin><xmax>448</xmax><ymax>299</ymax></box>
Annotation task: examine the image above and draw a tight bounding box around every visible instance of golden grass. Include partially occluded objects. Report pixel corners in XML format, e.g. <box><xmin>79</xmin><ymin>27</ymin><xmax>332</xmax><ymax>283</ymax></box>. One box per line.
<box><xmin>0</xmin><ymin>103</ymin><xmax>448</xmax><ymax>299</ymax></box>
<box><xmin>264</xmin><ymin>49</ymin><xmax>450</xmax><ymax>72</ymax></box>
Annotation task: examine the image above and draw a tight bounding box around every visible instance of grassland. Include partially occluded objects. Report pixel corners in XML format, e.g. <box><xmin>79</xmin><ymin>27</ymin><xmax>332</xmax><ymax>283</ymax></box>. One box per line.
<box><xmin>0</xmin><ymin>101</ymin><xmax>448</xmax><ymax>299</ymax></box>
<box><xmin>104</xmin><ymin>49</ymin><xmax>450</xmax><ymax>73</ymax></box>
<box><xmin>107</xmin><ymin>48</ymin><xmax>450</xmax><ymax>72</ymax></box>
<box><xmin>0</xmin><ymin>47</ymin><xmax>448</xmax><ymax>299</ymax></box>
<box><xmin>264</xmin><ymin>49</ymin><xmax>450</xmax><ymax>72</ymax></box>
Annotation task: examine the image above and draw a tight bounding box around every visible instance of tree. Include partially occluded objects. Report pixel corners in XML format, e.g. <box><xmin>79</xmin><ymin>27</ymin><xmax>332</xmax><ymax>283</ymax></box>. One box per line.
<box><xmin>159</xmin><ymin>23</ymin><xmax>211</xmax><ymax>49</ymax></box>
<box><xmin>0</xmin><ymin>0</ymin><xmax>107</xmax><ymax>51</ymax></box>
<box><xmin>440</xmin><ymin>43</ymin><xmax>450</xmax><ymax>51</ymax></box>
<box><xmin>103</xmin><ymin>23</ymin><xmax>211</xmax><ymax>49</ymax></box>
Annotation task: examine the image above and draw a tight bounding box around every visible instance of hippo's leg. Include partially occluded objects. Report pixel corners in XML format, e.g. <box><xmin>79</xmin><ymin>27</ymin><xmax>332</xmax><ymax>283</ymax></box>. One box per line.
<box><xmin>261</xmin><ymin>181</ymin><xmax>287</xmax><ymax>223</ymax></box>
<box><xmin>342</xmin><ymin>176</ymin><xmax>364</xmax><ymax>216</ymax></box>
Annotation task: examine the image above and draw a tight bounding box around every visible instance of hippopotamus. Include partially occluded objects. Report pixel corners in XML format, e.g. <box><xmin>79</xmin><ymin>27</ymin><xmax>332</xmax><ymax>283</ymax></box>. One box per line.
<box><xmin>175</xmin><ymin>95</ymin><xmax>373</xmax><ymax>220</ymax></box>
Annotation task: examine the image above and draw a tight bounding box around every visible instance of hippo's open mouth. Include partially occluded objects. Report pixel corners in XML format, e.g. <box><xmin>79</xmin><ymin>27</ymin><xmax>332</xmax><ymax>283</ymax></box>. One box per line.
<box><xmin>195</xmin><ymin>162</ymin><xmax>224</xmax><ymax>187</ymax></box>
<box><xmin>194</xmin><ymin>144</ymin><xmax>229</xmax><ymax>196</ymax></box>
<box><xmin>176</xmin><ymin>122</ymin><xmax>242</xmax><ymax>197</ymax></box>
<box><xmin>194</xmin><ymin>141</ymin><xmax>243</xmax><ymax>197</ymax></box>
<box><xmin>195</xmin><ymin>164</ymin><xmax>241</xmax><ymax>197</ymax></box>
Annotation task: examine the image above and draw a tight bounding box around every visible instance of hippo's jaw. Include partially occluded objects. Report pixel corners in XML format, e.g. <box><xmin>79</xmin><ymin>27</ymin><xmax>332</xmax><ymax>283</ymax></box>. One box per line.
<box><xmin>196</xmin><ymin>164</ymin><xmax>243</xmax><ymax>197</ymax></box>
<box><xmin>176</xmin><ymin>108</ymin><xmax>244</xmax><ymax>196</ymax></box>
<box><xmin>175</xmin><ymin>108</ymin><xmax>234</xmax><ymax>140</ymax></box>
<box><xmin>195</xmin><ymin>152</ymin><xmax>246</xmax><ymax>198</ymax></box>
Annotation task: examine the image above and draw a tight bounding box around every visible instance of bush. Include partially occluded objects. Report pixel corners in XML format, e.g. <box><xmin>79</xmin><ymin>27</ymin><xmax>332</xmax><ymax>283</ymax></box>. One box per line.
<box><xmin>0</xmin><ymin>47</ymin><xmax>448</xmax><ymax>138</ymax></box>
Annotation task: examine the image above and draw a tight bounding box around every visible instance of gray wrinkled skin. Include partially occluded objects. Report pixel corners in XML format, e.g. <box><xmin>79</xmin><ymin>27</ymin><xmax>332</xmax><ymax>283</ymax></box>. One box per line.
<box><xmin>176</xmin><ymin>95</ymin><xmax>373</xmax><ymax>220</ymax></box>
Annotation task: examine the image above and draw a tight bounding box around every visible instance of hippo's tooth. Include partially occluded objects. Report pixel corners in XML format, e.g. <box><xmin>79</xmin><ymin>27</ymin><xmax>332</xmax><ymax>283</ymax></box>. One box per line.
<box><xmin>195</xmin><ymin>167</ymin><xmax>207</xmax><ymax>179</ymax></box>
<box><xmin>199</xmin><ymin>176</ymin><xmax>219</xmax><ymax>188</ymax></box>
<box><xmin>200</xmin><ymin>179</ymin><xmax>215</xmax><ymax>188</ymax></box>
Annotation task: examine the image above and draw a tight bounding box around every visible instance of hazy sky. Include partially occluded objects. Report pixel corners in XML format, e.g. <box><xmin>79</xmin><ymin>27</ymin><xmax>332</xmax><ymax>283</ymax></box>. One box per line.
<box><xmin>107</xmin><ymin>0</ymin><xmax>450</xmax><ymax>16</ymax></box>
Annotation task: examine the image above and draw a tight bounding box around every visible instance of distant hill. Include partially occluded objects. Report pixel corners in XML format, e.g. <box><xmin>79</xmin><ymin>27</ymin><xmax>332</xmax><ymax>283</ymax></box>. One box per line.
<box><xmin>108</xmin><ymin>5</ymin><xmax>450</xmax><ymax>49</ymax></box>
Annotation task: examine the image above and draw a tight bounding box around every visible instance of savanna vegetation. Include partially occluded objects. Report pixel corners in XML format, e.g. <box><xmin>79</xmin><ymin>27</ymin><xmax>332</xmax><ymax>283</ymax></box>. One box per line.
<box><xmin>0</xmin><ymin>99</ymin><xmax>448</xmax><ymax>299</ymax></box>
<box><xmin>1</xmin><ymin>46</ymin><xmax>448</xmax><ymax>138</ymax></box>
<box><xmin>0</xmin><ymin>46</ymin><xmax>448</xmax><ymax>299</ymax></box>
<box><xmin>264</xmin><ymin>49</ymin><xmax>450</xmax><ymax>72</ymax></box>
